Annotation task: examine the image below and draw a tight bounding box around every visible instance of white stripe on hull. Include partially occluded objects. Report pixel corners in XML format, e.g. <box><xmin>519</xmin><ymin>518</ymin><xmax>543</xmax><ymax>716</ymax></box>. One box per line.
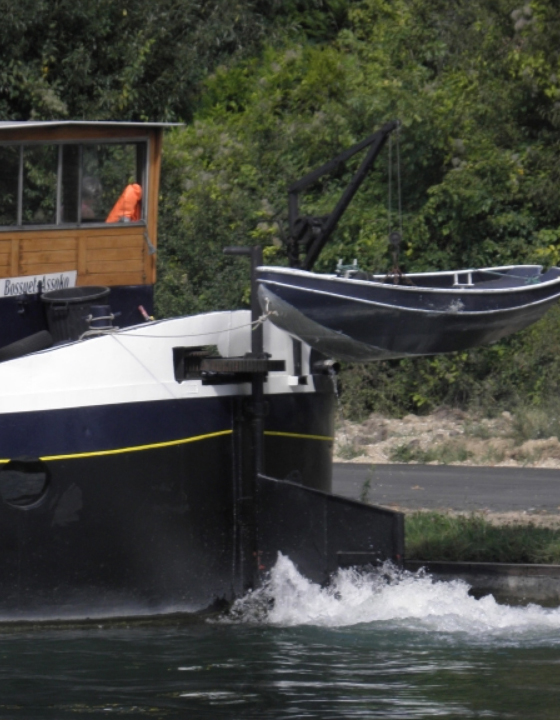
<box><xmin>0</xmin><ymin>310</ymin><xmax>316</xmax><ymax>414</ymax></box>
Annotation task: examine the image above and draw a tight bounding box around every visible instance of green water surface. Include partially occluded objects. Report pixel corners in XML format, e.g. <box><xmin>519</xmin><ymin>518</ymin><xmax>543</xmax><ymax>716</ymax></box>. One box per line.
<box><xmin>0</xmin><ymin>621</ymin><xmax>558</xmax><ymax>719</ymax></box>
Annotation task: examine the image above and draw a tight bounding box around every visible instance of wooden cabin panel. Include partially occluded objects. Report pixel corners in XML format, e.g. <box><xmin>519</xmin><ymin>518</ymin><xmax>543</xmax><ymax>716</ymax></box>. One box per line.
<box><xmin>83</xmin><ymin>231</ymin><xmax>145</xmax><ymax>286</ymax></box>
<box><xmin>79</xmin><ymin>271</ymin><xmax>145</xmax><ymax>287</ymax></box>
<box><xmin>0</xmin><ymin>241</ymin><xmax>11</xmax><ymax>262</ymax></box>
<box><xmin>0</xmin><ymin>228</ymin><xmax>148</xmax><ymax>287</ymax></box>
<box><xmin>146</xmin><ymin>132</ymin><xmax>161</xmax><ymax>286</ymax></box>
<box><xmin>21</xmin><ymin>250</ymin><xmax>78</xmax><ymax>265</ymax></box>
<box><xmin>0</xmin><ymin>126</ymin><xmax>151</xmax><ymax>144</ymax></box>
<box><xmin>18</xmin><ymin>235</ymin><xmax>79</xmax><ymax>277</ymax></box>
<box><xmin>78</xmin><ymin>237</ymin><xmax>87</xmax><ymax>275</ymax></box>
<box><xmin>87</xmin><ymin>247</ymin><xmax>144</xmax><ymax>263</ymax></box>
<box><xmin>0</xmin><ymin>242</ymin><xmax>11</xmax><ymax>276</ymax></box>
<box><xmin>87</xmin><ymin>259</ymin><xmax>144</xmax><ymax>274</ymax></box>
<box><xmin>85</xmin><ymin>233</ymin><xmax>144</xmax><ymax>253</ymax></box>
<box><xmin>20</xmin><ymin>261</ymin><xmax>79</xmax><ymax>275</ymax></box>
<box><xmin>20</xmin><ymin>240</ymin><xmax>78</xmax><ymax>274</ymax></box>
<box><xmin>86</xmin><ymin>235</ymin><xmax>145</xmax><ymax>250</ymax></box>
<box><xmin>82</xmin><ymin>227</ymin><xmax>143</xmax><ymax>238</ymax></box>
<box><xmin>0</xmin><ymin>123</ymin><xmax>163</xmax><ymax>289</ymax></box>
<box><xmin>20</xmin><ymin>238</ymin><xmax>78</xmax><ymax>252</ymax></box>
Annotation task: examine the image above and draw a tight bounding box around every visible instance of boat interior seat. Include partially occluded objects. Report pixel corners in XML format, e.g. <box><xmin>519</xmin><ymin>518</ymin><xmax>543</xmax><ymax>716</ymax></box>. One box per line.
<box><xmin>537</xmin><ymin>267</ymin><xmax>560</xmax><ymax>282</ymax></box>
<box><xmin>471</xmin><ymin>276</ymin><xmax>535</xmax><ymax>289</ymax></box>
<box><xmin>474</xmin><ymin>267</ymin><xmax>560</xmax><ymax>289</ymax></box>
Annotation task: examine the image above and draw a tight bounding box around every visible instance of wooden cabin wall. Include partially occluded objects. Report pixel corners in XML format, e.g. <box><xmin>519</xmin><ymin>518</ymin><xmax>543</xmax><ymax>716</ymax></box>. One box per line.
<box><xmin>0</xmin><ymin>227</ymin><xmax>149</xmax><ymax>287</ymax></box>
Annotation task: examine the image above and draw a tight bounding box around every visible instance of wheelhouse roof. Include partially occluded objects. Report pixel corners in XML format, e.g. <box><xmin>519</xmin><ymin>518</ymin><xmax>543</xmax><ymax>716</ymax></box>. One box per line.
<box><xmin>0</xmin><ymin>121</ymin><xmax>181</xmax><ymax>130</ymax></box>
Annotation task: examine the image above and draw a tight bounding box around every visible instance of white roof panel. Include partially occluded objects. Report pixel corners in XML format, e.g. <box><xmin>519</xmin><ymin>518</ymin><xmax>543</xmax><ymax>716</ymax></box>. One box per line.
<box><xmin>0</xmin><ymin>120</ymin><xmax>181</xmax><ymax>130</ymax></box>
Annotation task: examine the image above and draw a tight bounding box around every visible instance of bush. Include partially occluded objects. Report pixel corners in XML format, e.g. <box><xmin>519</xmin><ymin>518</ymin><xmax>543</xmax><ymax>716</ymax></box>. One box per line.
<box><xmin>406</xmin><ymin>512</ymin><xmax>560</xmax><ymax>564</ymax></box>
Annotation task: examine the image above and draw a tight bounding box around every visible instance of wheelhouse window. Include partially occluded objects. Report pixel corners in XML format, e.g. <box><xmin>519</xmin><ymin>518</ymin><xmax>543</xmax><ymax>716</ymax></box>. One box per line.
<box><xmin>0</xmin><ymin>141</ymin><xmax>147</xmax><ymax>229</ymax></box>
<box><xmin>23</xmin><ymin>145</ymin><xmax>58</xmax><ymax>225</ymax></box>
<box><xmin>0</xmin><ymin>146</ymin><xmax>19</xmax><ymax>226</ymax></box>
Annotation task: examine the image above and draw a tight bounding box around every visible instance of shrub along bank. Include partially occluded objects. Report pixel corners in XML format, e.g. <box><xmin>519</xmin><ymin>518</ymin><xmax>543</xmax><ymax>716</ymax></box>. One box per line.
<box><xmin>406</xmin><ymin>512</ymin><xmax>560</xmax><ymax>564</ymax></box>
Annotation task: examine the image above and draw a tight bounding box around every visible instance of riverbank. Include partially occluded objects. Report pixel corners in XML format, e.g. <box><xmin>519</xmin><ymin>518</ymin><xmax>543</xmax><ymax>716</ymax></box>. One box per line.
<box><xmin>406</xmin><ymin>511</ymin><xmax>560</xmax><ymax>563</ymax></box>
<box><xmin>333</xmin><ymin>410</ymin><xmax>560</xmax><ymax>562</ymax></box>
<box><xmin>334</xmin><ymin>407</ymin><xmax>560</xmax><ymax>469</ymax></box>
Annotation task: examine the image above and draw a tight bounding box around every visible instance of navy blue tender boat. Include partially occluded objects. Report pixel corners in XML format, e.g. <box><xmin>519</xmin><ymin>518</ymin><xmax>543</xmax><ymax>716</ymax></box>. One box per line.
<box><xmin>257</xmin><ymin>264</ymin><xmax>560</xmax><ymax>362</ymax></box>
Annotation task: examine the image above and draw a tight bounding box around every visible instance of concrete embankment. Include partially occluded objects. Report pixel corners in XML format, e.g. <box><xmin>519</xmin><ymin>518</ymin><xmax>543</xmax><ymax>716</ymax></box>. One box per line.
<box><xmin>404</xmin><ymin>560</ymin><xmax>560</xmax><ymax>605</ymax></box>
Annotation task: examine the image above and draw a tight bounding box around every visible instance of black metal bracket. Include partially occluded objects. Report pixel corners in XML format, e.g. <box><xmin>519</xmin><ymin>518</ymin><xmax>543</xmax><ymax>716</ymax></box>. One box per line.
<box><xmin>287</xmin><ymin>120</ymin><xmax>398</xmax><ymax>270</ymax></box>
<box><xmin>173</xmin><ymin>347</ymin><xmax>285</xmax><ymax>384</ymax></box>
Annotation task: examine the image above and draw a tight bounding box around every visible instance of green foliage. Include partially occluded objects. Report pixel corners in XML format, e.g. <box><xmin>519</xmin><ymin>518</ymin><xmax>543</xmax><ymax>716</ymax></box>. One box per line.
<box><xmin>254</xmin><ymin>0</ymin><xmax>352</xmax><ymax>42</ymax></box>
<box><xmin>338</xmin><ymin>350</ymin><xmax>489</xmax><ymax>418</ymax></box>
<box><xmin>337</xmin><ymin>441</ymin><xmax>364</xmax><ymax>460</ymax></box>
<box><xmin>0</xmin><ymin>0</ymin><xmax>305</xmax><ymax>122</ymax></box>
<box><xmin>156</xmin><ymin>42</ymin><xmax>369</xmax><ymax>314</ymax></box>
<box><xmin>406</xmin><ymin>512</ymin><xmax>560</xmax><ymax>564</ymax></box>
<box><xmin>158</xmin><ymin>0</ymin><xmax>560</xmax><ymax>311</ymax></box>
<box><xmin>510</xmin><ymin>402</ymin><xmax>560</xmax><ymax>445</ymax></box>
<box><xmin>0</xmin><ymin>0</ymin><xmax>358</xmax><ymax>122</ymax></box>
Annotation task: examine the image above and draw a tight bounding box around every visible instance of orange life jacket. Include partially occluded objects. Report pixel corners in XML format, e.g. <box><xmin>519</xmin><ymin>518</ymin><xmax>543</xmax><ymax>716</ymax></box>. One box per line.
<box><xmin>106</xmin><ymin>184</ymin><xmax>143</xmax><ymax>223</ymax></box>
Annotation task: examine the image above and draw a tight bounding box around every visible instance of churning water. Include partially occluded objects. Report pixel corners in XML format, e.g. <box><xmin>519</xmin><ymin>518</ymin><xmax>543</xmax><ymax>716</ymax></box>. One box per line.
<box><xmin>1</xmin><ymin>556</ymin><xmax>560</xmax><ymax>719</ymax></box>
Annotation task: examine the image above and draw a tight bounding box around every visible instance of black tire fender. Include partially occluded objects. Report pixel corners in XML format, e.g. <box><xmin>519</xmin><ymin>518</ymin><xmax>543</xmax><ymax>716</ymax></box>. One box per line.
<box><xmin>0</xmin><ymin>330</ymin><xmax>54</xmax><ymax>363</ymax></box>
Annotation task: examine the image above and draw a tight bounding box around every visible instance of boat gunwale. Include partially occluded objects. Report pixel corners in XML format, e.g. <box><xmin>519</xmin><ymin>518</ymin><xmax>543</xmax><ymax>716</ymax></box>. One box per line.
<box><xmin>257</xmin><ymin>264</ymin><xmax>560</xmax><ymax>295</ymax></box>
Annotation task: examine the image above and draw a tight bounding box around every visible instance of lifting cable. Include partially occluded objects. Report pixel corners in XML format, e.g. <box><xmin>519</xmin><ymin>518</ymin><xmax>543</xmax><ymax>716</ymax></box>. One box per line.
<box><xmin>386</xmin><ymin>123</ymin><xmax>407</xmax><ymax>283</ymax></box>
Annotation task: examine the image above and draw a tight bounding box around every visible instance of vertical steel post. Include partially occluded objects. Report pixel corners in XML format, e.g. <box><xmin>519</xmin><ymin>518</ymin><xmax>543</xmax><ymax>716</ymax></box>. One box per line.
<box><xmin>223</xmin><ymin>245</ymin><xmax>266</xmax><ymax>591</ymax></box>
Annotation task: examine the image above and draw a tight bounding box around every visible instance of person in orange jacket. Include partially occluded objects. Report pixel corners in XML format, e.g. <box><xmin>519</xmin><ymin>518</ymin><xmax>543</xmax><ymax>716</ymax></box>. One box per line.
<box><xmin>106</xmin><ymin>183</ymin><xmax>143</xmax><ymax>223</ymax></box>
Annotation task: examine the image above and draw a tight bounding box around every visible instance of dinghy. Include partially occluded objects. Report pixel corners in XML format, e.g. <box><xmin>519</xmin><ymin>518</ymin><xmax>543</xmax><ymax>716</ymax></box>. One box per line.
<box><xmin>257</xmin><ymin>264</ymin><xmax>560</xmax><ymax>361</ymax></box>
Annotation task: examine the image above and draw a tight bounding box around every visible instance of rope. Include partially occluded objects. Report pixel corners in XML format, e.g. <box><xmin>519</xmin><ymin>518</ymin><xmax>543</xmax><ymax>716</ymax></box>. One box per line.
<box><xmin>78</xmin><ymin>308</ymin><xmax>279</xmax><ymax>342</ymax></box>
<box><xmin>388</xmin><ymin>134</ymin><xmax>392</xmax><ymax>237</ymax></box>
<box><xmin>252</xmin><ymin>297</ymin><xmax>278</xmax><ymax>331</ymax></box>
<box><xmin>396</xmin><ymin>123</ymin><xmax>403</xmax><ymax>238</ymax></box>
<box><xmin>387</xmin><ymin>124</ymin><xmax>404</xmax><ymax>239</ymax></box>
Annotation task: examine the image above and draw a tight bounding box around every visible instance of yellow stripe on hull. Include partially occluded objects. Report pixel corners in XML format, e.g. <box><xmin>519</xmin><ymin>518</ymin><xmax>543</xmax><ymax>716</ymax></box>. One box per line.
<box><xmin>264</xmin><ymin>430</ymin><xmax>334</xmax><ymax>442</ymax></box>
<box><xmin>0</xmin><ymin>429</ymin><xmax>233</xmax><ymax>464</ymax></box>
<box><xmin>0</xmin><ymin>429</ymin><xmax>332</xmax><ymax>464</ymax></box>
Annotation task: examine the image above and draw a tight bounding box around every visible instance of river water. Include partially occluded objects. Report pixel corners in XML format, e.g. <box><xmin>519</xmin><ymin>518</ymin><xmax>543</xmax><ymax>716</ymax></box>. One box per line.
<box><xmin>1</xmin><ymin>556</ymin><xmax>560</xmax><ymax>719</ymax></box>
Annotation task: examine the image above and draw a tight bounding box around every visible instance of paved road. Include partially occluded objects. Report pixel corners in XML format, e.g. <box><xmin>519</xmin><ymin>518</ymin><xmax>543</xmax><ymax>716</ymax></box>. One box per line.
<box><xmin>332</xmin><ymin>463</ymin><xmax>560</xmax><ymax>514</ymax></box>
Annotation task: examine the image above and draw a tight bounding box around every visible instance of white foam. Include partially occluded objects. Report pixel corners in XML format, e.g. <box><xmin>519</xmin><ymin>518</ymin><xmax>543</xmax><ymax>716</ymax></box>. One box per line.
<box><xmin>226</xmin><ymin>554</ymin><xmax>560</xmax><ymax>638</ymax></box>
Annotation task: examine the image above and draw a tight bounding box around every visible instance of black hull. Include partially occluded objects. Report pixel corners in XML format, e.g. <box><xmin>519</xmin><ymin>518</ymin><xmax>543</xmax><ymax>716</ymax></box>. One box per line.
<box><xmin>0</xmin><ymin>392</ymin><xmax>338</xmax><ymax>620</ymax></box>
<box><xmin>258</xmin><ymin>267</ymin><xmax>560</xmax><ymax>361</ymax></box>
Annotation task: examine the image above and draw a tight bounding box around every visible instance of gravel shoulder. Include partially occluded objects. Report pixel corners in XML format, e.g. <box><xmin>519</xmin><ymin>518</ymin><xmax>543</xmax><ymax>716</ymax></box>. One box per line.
<box><xmin>333</xmin><ymin>408</ymin><xmax>560</xmax><ymax>525</ymax></box>
<box><xmin>334</xmin><ymin>407</ymin><xmax>560</xmax><ymax>469</ymax></box>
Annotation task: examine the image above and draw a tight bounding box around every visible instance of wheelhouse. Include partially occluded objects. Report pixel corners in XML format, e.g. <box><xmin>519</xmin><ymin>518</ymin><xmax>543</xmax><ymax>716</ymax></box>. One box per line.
<box><xmin>0</xmin><ymin>121</ymin><xmax>175</xmax><ymax>347</ymax></box>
